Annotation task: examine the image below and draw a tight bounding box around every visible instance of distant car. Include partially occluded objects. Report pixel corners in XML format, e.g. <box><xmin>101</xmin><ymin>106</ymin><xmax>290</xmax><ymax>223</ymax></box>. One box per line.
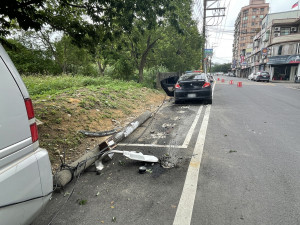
<box><xmin>254</xmin><ymin>71</ymin><xmax>270</xmax><ymax>82</ymax></box>
<box><xmin>0</xmin><ymin>44</ymin><xmax>53</xmax><ymax>225</ymax></box>
<box><xmin>174</xmin><ymin>73</ymin><xmax>212</xmax><ymax>104</ymax></box>
<box><xmin>248</xmin><ymin>73</ymin><xmax>254</xmax><ymax>80</ymax></box>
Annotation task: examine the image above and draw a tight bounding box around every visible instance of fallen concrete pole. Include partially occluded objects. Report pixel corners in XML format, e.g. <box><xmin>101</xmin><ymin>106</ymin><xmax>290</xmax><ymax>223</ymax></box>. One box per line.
<box><xmin>53</xmin><ymin>110</ymin><xmax>152</xmax><ymax>188</ymax></box>
<box><xmin>106</xmin><ymin>110</ymin><xmax>152</xmax><ymax>145</ymax></box>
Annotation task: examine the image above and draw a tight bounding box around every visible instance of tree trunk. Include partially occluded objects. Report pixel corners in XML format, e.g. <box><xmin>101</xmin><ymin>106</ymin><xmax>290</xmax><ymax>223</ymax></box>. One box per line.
<box><xmin>138</xmin><ymin>35</ymin><xmax>160</xmax><ymax>83</ymax></box>
<box><xmin>138</xmin><ymin>55</ymin><xmax>147</xmax><ymax>83</ymax></box>
<box><xmin>96</xmin><ymin>59</ymin><xmax>105</xmax><ymax>76</ymax></box>
<box><xmin>39</xmin><ymin>31</ymin><xmax>65</xmax><ymax>73</ymax></box>
<box><xmin>62</xmin><ymin>63</ymin><xmax>67</xmax><ymax>74</ymax></box>
<box><xmin>62</xmin><ymin>42</ymin><xmax>67</xmax><ymax>74</ymax></box>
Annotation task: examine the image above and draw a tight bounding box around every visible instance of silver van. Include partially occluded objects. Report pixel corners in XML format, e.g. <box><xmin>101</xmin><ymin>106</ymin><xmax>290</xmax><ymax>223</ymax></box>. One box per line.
<box><xmin>0</xmin><ymin>44</ymin><xmax>53</xmax><ymax>225</ymax></box>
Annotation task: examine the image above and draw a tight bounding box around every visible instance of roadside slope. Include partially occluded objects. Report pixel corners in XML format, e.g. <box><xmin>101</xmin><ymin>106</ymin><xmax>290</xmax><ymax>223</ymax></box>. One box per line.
<box><xmin>23</xmin><ymin>75</ymin><xmax>166</xmax><ymax>171</ymax></box>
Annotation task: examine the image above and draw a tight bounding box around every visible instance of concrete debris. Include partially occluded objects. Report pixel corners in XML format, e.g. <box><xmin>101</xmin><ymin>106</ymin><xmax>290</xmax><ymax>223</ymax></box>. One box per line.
<box><xmin>112</xmin><ymin>119</ymin><xmax>121</xmax><ymax>125</ymax></box>
<box><xmin>160</xmin><ymin>141</ymin><xmax>180</xmax><ymax>168</ymax></box>
<box><xmin>162</xmin><ymin>123</ymin><xmax>176</xmax><ymax>128</ymax></box>
<box><xmin>177</xmin><ymin>111</ymin><xmax>186</xmax><ymax>114</ymax></box>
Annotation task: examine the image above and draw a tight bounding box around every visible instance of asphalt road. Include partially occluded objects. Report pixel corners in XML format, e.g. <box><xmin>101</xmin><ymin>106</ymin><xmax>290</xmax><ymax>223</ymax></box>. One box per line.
<box><xmin>33</xmin><ymin>77</ymin><xmax>300</xmax><ymax>225</ymax></box>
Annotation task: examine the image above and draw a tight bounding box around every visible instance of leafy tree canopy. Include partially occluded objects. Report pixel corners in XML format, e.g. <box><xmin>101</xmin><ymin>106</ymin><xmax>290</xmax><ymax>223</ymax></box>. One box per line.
<box><xmin>211</xmin><ymin>63</ymin><xmax>231</xmax><ymax>73</ymax></box>
<box><xmin>0</xmin><ymin>0</ymin><xmax>176</xmax><ymax>46</ymax></box>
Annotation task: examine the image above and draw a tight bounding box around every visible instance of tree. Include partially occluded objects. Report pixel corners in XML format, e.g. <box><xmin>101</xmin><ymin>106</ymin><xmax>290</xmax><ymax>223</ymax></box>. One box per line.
<box><xmin>5</xmin><ymin>39</ymin><xmax>60</xmax><ymax>74</ymax></box>
<box><xmin>11</xmin><ymin>29</ymin><xmax>96</xmax><ymax>75</ymax></box>
<box><xmin>123</xmin><ymin>24</ymin><xmax>162</xmax><ymax>83</ymax></box>
<box><xmin>0</xmin><ymin>0</ymin><xmax>176</xmax><ymax>47</ymax></box>
<box><xmin>211</xmin><ymin>63</ymin><xmax>231</xmax><ymax>73</ymax></box>
<box><xmin>147</xmin><ymin>0</ymin><xmax>202</xmax><ymax>73</ymax></box>
<box><xmin>1</xmin><ymin>0</ymin><xmax>200</xmax><ymax>80</ymax></box>
<box><xmin>119</xmin><ymin>0</ymin><xmax>193</xmax><ymax>83</ymax></box>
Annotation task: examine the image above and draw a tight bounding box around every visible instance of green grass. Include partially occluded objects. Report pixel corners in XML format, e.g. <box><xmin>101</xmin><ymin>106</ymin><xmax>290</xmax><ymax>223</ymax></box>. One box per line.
<box><xmin>22</xmin><ymin>75</ymin><xmax>145</xmax><ymax>99</ymax></box>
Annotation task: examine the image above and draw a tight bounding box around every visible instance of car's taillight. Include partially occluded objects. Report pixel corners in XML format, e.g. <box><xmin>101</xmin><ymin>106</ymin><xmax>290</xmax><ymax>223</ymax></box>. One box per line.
<box><xmin>25</xmin><ymin>98</ymin><xmax>35</xmax><ymax>119</ymax></box>
<box><xmin>202</xmin><ymin>82</ymin><xmax>211</xmax><ymax>88</ymax></box>
<box><xmin>30</xmin><ymin>123</ymin><xmax>39</xmax><ymax>143</ymax></box>
<box><xmin>175</xmin><ymin>83</ymin><xmax>181</xmax><ymax>89</ymax></box>
<box><xmin>25</xmin><ymin>98</ymin><xmax>38</xmax><ymax>143</ymax></box>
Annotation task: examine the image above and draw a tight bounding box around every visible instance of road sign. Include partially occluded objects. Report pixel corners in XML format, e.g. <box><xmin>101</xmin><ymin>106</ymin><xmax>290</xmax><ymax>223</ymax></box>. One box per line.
<box><xmin>205</xmin><ymin>49</ymin><xmax>213</xmax><ymax>57</ymax></box>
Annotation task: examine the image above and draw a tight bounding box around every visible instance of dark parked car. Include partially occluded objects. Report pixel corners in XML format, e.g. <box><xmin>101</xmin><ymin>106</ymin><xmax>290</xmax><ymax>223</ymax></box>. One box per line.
<box><xmin>160</xmin><ymin>72</ymin><xmax>213</xmax><ymax>104</ymax></box>
<box><xmin>254</xmin><ymin>71</ymin><xmax>270</xmax><ymax>82</ymax></box>
<box><xmin>173</xmin><ymin>73</ymin><xmax>212</xmax><ymax>104</ymax></box>
<box><xmin>161</xmin><ymin>72</ymin><xmax>213</xmax><ymax>104</ymax></box>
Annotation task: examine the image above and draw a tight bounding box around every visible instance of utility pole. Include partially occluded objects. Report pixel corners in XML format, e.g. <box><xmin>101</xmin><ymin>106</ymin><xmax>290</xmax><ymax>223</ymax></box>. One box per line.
<box><xmin>202</xmin><ymin>0</ymin><xmax>226</xmax><ymax>73</ymax></box>
<box><xmin>202</xmin><ymin>0</ymin><xmax>207</xmax><ymax>72</ymax></box>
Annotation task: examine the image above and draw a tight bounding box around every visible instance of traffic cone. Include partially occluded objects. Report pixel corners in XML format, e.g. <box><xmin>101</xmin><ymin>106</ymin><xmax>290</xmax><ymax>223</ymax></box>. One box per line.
<box><xmin>237</xmin><ymin>82</ymin><xmax>242</xmax><ymax>87</ymax></box>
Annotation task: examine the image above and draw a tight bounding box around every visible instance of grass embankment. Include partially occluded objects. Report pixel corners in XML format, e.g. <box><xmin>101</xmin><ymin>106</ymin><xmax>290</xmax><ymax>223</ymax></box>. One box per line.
<box><xmin>23</xmin><ymin>75</ymin><xmax>165</xmax><ymax>171</ymax></box>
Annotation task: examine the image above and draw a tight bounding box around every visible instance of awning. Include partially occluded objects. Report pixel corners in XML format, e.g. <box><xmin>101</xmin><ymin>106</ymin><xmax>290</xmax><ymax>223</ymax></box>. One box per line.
<box><xmin>267</xmin><ymin>55</ymin><xmax>300</xmax><ymax>65</ymax></box>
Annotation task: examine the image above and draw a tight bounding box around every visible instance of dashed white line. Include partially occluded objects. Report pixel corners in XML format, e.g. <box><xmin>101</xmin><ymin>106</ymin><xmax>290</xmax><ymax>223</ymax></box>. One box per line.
<box><xmin>173</xmin><ymin>105</ymin><xmax>211</xmax><ymax>225</ymax></box>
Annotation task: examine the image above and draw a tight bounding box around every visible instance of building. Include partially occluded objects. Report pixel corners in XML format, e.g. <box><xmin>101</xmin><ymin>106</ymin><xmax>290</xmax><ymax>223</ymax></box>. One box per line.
<box><xmin>246</xmin><ymin>10</ymin><xmax>300</xmax><ymax>81</ymax></box>
<box><xmin>232</xmin><ymin>0</ymin><xmax>269</xmax><ymax>77</ymax></box>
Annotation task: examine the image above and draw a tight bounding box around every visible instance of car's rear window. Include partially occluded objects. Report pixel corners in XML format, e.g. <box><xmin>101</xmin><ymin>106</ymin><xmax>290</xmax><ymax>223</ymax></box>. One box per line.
<box><xmin>179</xmin><ymin>73</ymin><xmax>207</xmax><ymax>81</ymax></box>
<box><xmin>261</xmin><ymin>72</ymin><xmax>269</xmax><ymax>75</ymax></box>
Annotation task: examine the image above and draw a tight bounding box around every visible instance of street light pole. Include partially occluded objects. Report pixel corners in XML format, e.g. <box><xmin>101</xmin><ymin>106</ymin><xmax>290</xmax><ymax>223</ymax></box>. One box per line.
<box><xmin>202</xmin><ymin>0</ymin><xmax>207</xmax><ymax>72</ymax></box>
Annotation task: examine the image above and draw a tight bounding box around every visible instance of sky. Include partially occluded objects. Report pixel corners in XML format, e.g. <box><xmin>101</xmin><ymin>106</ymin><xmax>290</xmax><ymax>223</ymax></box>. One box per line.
<box><xmin>195</xmin><ymin>0</ymin><xmax>300</xmax><ymax>64</ymax></box>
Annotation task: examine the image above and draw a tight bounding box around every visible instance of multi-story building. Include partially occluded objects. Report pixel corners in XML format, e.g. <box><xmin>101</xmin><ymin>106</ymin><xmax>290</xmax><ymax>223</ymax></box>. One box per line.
<box><xmin>232</xmin><ymin>0</ymin><xmax>269</xmax><ymax>77</ymax></box>
<box><xmin>246</xmin><ymin>10</ymin><xmax>300</xmax><ymax>81</ymax></box>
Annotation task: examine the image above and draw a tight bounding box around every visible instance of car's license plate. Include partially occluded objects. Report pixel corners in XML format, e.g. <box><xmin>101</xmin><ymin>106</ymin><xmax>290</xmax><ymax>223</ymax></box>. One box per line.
<box><xmin>263</xmin><ymin>76</ymin><xmax>266</xmax><ymax>78</ymax></box>
<box><xmin>187</xmin><ymin>94</ymin><xmax>196</xmax><ymax>98</ymax></box>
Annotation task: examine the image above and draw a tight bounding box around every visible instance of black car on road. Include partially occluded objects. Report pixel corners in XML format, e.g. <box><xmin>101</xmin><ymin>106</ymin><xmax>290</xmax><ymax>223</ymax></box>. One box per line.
<box><xmin>160</xmin><ymin>72</ymin><xmax>213</xmax><ymax>104</ymax></box>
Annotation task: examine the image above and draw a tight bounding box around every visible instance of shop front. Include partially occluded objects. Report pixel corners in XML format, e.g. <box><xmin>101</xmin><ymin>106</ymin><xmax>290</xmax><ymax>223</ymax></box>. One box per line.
<box><xmin>267</xmin><ymin>55</ymin><xmax>300</xmax><ymax>81</ymax></box>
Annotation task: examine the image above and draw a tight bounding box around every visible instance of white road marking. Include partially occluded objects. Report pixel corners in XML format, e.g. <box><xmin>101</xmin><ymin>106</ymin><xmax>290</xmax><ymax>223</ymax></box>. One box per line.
<box><xmin>173</xmin><ymin>105</ymin><xmax>211</xmax><ymax>225</ymax></box>
<box><xmin>182</xmin><ymin>106</ymin><xmax>203</xmax><ymax>148</ymax></box>
<box><xmin>118</xmin><ymin>106</ymin><xmax>203</xmax><ymax>149</ymax></box>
